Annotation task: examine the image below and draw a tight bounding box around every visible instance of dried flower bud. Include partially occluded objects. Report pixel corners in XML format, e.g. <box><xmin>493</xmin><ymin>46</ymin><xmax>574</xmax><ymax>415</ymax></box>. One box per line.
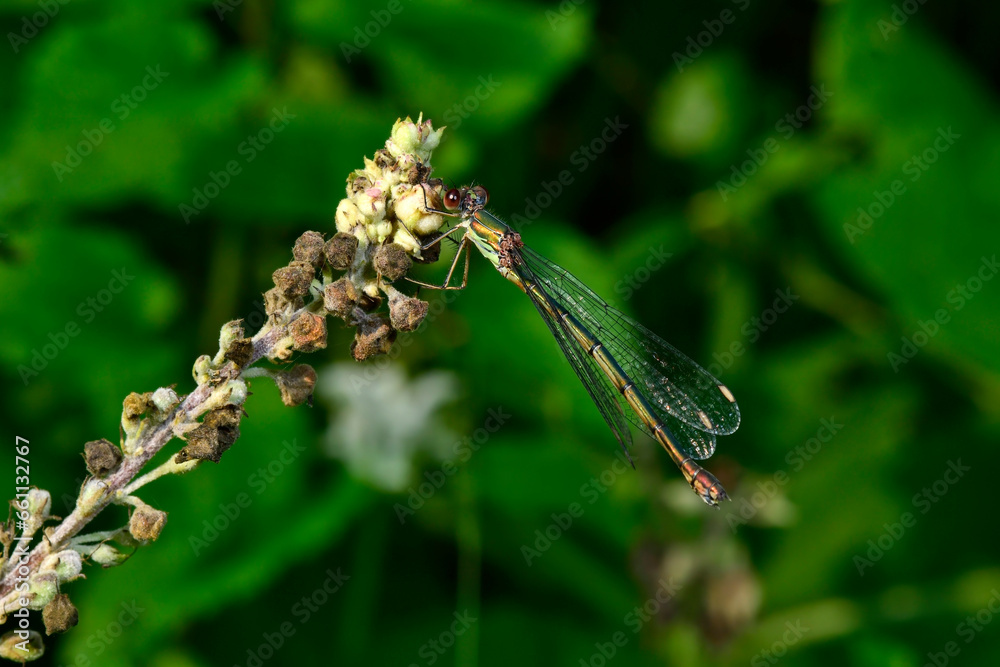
<box><xmin>263</xmin><ymin>287</ymin><xmax>303</xmax><ymax>320</ymax></box>
<box><xmin>275</xmin><ymin>365</ymin><xmax>317</xmax><ymax>407</ymax></box>
<box><xmin>374</xmin><ymin>243</ymin><xmax>413</xmax><ymax>282</ymax></box>
<box><xmin>122</xmin><ymin>391</ymin><xmax>152</xmax><ymax>437</ymax></box>
<box><xmin>272</xmin><ymin>261</ymin><xmax>315</xmax><ymax>298</ymax></box>
<box><xmin>224</xmin><ymin>337</ymin><xmax>254</xmax><ymax>368</ymax></box>
<box><xmin>43</xmin><ymin>594</ymin><xmax>79</xmax><ymax>635</ymax></box>
<box><xmin>373</xmin><ymin>148</ymin><xmax>394</xmax><ymax>170</ymax></box>
<box><xmin>293</xmin><ymin>231</ymin><xmax>326</xmax><ymax>270</ymax></box>
<box><xmin>388</xmin><ymin>288</ymin><xmax>429</xmax><ymax>332</ymax></box>
<box><xmin>84</xmin><ymin>439</ymin><xmax>122</xmax><ymax>476</ymax></box>
<box><xmin>0</xmin><ymin>630</ymin><xmax>44</xmax><ymax>661</ymax></box>
<box><xmin>205</xmin><ymin>404</ymin><xmax>242</xmax><ymax>440</ymax></box>
<box><xmin>0</xmin><ymin>522</ymin><xmax>12</xmax><ymax>549</ymax></box>
<box><xmin>91</xmin><ymin>542</ymin><xmax>130</xmax><ymax>568</ymax></box>
<box><xmin>128</xmin><ymin>504</ymin><xmax>167</xmax><ymax>542</ymax></box>
<box><xmin>289</xmin><ymin>312</ymin><xmax>327</xmax><ymax>352</ymax></box>
<box><xmin>176</xmin><ymin>405</ymin><xmax>242</xmax><ymax>464</ymax></box>
<box><xmin>323</xmin><ymin>277</ymin><xmax>359</xmax><ymax>320</ymax></box>
<box><xmin>324</xmin><ymin>233</ymin><xmax>359</xmax><ymax>271</ymax></box>
<box><xmin>122</xmin><ymin>392</ymin><xmax>151</xmax><ymax>421</ymax></box>
<box><xmin>351</xmin><ymin>315</ymin><xmax>396</xmax><ymax>361</ymax></box>
<box><xmin>350</xmin><ymin>174</ymin><xmax>371</xmax><ymax>195</ymax></box>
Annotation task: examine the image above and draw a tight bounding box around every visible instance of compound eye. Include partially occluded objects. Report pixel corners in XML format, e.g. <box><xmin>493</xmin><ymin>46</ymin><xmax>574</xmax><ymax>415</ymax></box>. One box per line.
<box><xmin>443</xmin><ymin>188</ymin><xmax>462</xmax><ymax>210</ymax></box>
<box><xmin>471</xmin><ymin>185</ymin><xmax>489</xmax><ymax>205</ymax></box>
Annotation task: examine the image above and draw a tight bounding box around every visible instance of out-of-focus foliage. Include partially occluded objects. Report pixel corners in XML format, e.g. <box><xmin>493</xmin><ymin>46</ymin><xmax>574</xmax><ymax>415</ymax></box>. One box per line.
<box><xmin>1</xmin><ymin>0</ymin><xmax>998</xmax><ymax>665</ymax></box>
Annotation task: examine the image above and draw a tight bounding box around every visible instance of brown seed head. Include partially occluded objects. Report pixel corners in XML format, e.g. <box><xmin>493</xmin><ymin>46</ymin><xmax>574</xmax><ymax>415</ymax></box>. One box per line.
<box><xmin>373</xmin><ymin>243</ymin><xmax>412</xmax><ymax>282</ymax></box>
<box><xmin>351</xmin><ymin>315</ymin><xmax>396</xmax><ymax>361</ymax></box>
<box><xmin>176</xmin><ymin>405</ymin><xmax>242</xmax><ymax>464</ymax></box>
<box><xmin>43</xmin><ymin>594</ymin><xmax>79</xmax><ymax>635</ymax></box>
<box><xmin>83</xmin><ymin>439</ymin><xmax>123</xmax><ymax>477</ymax></box>
<box><xmin>323</xmin><ymin>277</ymin><xmax>360</xmax><ymax>320</ymax></box>
<box><xmin>224</xmin><ymin>337</ymin><xmax>254</xmax><ymax>368</ymax></box>
<box><xmin>388</xmin><ymin>289</ymin><xmax>429</xmax><ymax>332</ymax></box>
<box><xmin>264</xmin><ymin>287</ymin><xmax>303</xmax><ymax>320</ymax></box>
<box><xmin>324</xmin><ymin>232</ymin><xmax>359</xmax><ymax>271</ymax></box>
<box><xmin>272</xmin><ymin>260</ymin><xmax>315</xmax><ymax>298</ymax></box>
<box><xmin>275</xmin><ymin>365</ymin><xmax>318</xmax><ymax>407</ymax></box>
<box><xmin>290</xmin><ymin>312</ymin><xmax>328</xmax><ymax>352</ymax></box>
<box><xmin>128</xmin><ymin>504</ymin><xmax>167</xmax><ymax>542</ymax></box>
<box><xmin>293</xmin><ymin>231</ymin><xmax>326</xmax><ymax>270</ymax></box>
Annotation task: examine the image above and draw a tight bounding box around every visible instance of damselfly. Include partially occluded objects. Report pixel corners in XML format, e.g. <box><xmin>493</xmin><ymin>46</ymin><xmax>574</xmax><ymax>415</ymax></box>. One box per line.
<box><xmin>412</xmin><ymin>185</ymin><xmax>740</xmax><ymax>506</ymax></box>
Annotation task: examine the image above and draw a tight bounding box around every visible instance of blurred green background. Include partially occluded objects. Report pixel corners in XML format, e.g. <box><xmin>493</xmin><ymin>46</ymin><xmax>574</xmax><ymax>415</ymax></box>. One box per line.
<box><xmin>2</xmin><ymin>0</ymin><xmax>999</xmax><ymax>665</ymax></box>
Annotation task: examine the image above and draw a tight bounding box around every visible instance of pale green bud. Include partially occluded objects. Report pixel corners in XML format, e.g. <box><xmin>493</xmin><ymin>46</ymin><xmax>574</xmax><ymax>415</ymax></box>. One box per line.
<box><xmin>90</xmin><ymin>542</ymin><xmax>130</xmax><ymax>568</ymax></box>
<box><xmin>40</xmin><ymin>550</ymin><xmax>83</xmax><ymax>583</ymax></box>
<box><xmin>0</xmin><ymin>630</ymin><xmax>44</xmax><ymax>661</ymax></box>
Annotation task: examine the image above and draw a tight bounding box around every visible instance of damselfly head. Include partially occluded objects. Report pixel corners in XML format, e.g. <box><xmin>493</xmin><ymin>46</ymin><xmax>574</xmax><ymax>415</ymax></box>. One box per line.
<box><xmin>444</xmin><ymin>185</ymin><xmax>490</xmax><ymax>213</ymax></box>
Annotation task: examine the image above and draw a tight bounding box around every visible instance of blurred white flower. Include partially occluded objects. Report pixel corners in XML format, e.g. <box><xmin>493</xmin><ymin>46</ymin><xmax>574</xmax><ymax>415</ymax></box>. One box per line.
<box><xmin>318</xmin><ymin>362</ymin><xmax>458</xmax><ymax>491</ymax></box>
